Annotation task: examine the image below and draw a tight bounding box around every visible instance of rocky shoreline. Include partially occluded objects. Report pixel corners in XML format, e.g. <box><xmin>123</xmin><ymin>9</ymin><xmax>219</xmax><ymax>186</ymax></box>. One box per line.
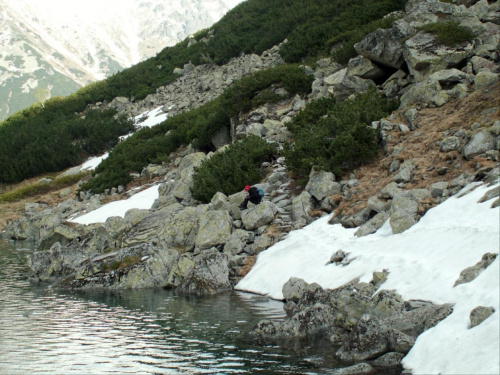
<box><xmin>2</xmin><ymin>0</ymin><xmax>499</xmax><ymax>372</ymax></box>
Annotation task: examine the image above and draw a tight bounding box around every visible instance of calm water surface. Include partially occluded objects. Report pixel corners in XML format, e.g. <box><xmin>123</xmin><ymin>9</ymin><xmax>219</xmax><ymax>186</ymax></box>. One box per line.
<box><xmin>0</xmin><ymin>238</ymin><xmax>340</xmax><ymax>374</ymax></box>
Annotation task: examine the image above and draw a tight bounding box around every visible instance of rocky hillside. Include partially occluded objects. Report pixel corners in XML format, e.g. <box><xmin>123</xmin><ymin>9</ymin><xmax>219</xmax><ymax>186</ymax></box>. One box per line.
<box><xmin>1</xmin><ymin>0</ymin><xmax>499</xmax><ymax>372</ymax></box>
<box><xmin>0</xmin><ymin>0</ymin><xmax>243</xmax><ymax>120</ymax></box>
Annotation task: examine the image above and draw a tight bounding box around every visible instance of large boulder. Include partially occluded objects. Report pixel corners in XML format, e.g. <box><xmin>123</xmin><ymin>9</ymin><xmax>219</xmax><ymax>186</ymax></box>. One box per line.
<box><xmin>346</xmin><ymin>56</ymin><xmax>385</xmax><ymax>81</ymax></box>
<box><xmin>400</xmin><ymin>69</ymin><xmax>469</xmax><ymax>108</ymax></box>
<box><xmin>354</xmin><ymin>26</ymin><xmax>410</xmax><ymax>69</ymax></box>
<box><xmin>389</xmin><ymin>195</ymin><xmax>419</xmax><ymax>234</ymax></box>
<box><xmin>195</xmin><ymin>210</ymin><xmax>233</xmax><ymax>250</ymax></box>
<box><xmin>292</xmin><ymin>191</ymin><xmax>315</xmax><ymax>229</ymax></box>
<box><xmin>241</xmin><ymin>201</ymin><xmax>277</xmax><ymax>231</ymax></box>
<box><xmin>463</xmin><ymin>129</ymin><xmax>497</xmax><ymax>159</ymax></box>
<box><xmin>165</xmin><ymin>249</ymin><xmax>231</xmax><ymax>295</ymax></box>
<box><xmin>159</xmin><ymin>206</ymin><xmax>205</xmax><ymax>252</ymax></box>
<box><xmin>305</xmin><ymin>169</ymin><xmax>341</xmax><ymax>201</ymax></box>
<box><xmin>355</xmin><ymin>211</ymin><xmax>390</xmax><ymax>237</ymax></box>
<box><xmin>403</xmin><ymin>32</ymin><xmax>474</xmax><ymax>82</ymax></box>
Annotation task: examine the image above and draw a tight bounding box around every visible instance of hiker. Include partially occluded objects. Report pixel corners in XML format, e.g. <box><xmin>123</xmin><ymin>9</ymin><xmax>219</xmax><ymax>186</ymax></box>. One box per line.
<box><xmin>240</xmin><ymin>185</ymin><xmax>264</xmax><ymax>210</ymax></box>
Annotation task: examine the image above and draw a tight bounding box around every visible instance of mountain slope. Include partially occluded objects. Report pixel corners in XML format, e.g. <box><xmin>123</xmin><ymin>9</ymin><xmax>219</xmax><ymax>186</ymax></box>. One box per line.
<box><xmin>0</xmin><ymin>0</ymin><xmax>243</xmax><ymax>120</ymax></box>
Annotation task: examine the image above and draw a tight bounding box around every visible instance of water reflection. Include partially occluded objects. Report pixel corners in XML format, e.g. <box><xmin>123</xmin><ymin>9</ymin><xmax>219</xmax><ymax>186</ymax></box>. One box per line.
<box><xmin>0</xmin><ymin>238</ymin><xmax>336</xmax><ymax>374</ymax></box>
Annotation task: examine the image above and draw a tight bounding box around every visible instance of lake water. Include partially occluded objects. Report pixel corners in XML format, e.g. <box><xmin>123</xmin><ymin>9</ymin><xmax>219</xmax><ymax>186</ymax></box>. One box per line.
<box><xmin>0</xmin><ymin>238</ymin><xmax>343</xmax><ymax>374</ymax></box>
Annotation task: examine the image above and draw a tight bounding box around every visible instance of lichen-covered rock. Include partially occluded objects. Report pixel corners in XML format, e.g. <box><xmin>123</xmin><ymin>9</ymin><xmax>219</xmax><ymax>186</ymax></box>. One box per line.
<box><xmin>390</xmin><ymin>195</ymin><xmax>419</xmax><ymax>234</ymax></box>
<box><xmin>403</xmin><ymin>33</ymin><xmax>474</xmax><ymax>82</ymax></box>
<box><xmin>195</xmin><ymin>210</ymin><xmax>232</xmax><ymax>250</ymax></box>
<box><xmin>463</xmin><ymin>129</ymin><xmax>496</xmax><ymax>159</ymax></box>
<box><xmin>355</xmin><ymin>211</ymin><xmax>390</xmax><ymax>237</ymax></box>
<box><xmin>354</xmin><ymin>27</ymin><xmax>409</xmax><ymax>69</ymax></box>
<box><xmin>4</xmin><ymin>217</ymin><xmax>36</xmax><ymax>241</ymax></box>
<box><xmin>305</xmin><ymin>169</ymin><xmax>341</xmax><ymax>201</ymax></box>
<box><xmin>159</xmin><ymin>206</ymin><xmax>205</xmax><ymax>252</ymax></box>
<box><xmin>440</xmin><ymin>136</ymin><xmax>461</xmax><ymax>152</ymax></box>
<box><xmin>241</xmin><ymin>201</ymin><xmax>277</xmax><ymax>231</ymax></box>
<box><xmin>346</xmin><ymin>56</ymin><xmax>385</xmax><ymax>81</ymax></box>
<box><xmin>335</xmin><ymin>315</ymin><xmax>391</xmax><ymax>361</ymax></box>
<box><xmin>282</xmin><ymin>277</ymin><xmax>309</xmax><ymax>303</ymax></box>
<box><xmin>454</xmin><ymin>252</ymin><xmax>498</xmax><ymax>286</ymax></box>
<box><xmin>165</xmin><ymin>249</ymin><xmax>231</xmax><ymax>295</ymax></box>
<box><xmin>292</xmin><ymin>191</ymin><xmax>315</xmax><ymax>229</ymax></box>
<box><xmin>334</xmin><ymin>363</ymin><xmax>375</xmax><ymax>375</ymax></box>
<box><xmin>470</xmin><ymin>306</ymin><xmax>495</xmax><ymax>328</ymax></box>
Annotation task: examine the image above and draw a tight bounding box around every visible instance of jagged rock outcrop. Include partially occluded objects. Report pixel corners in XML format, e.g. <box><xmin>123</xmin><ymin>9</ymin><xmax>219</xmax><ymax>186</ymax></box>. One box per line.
<box><xmin>252</xmin><ymin>278</ymin><xmax>453</xmax><ymax>370</ymax></box>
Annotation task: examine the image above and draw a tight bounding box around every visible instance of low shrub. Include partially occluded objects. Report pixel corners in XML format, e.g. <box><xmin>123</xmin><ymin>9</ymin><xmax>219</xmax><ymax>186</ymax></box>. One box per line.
<box><xmin>0</xmin><ymin>171</ymin><xmax>90</xmax><ymax>203</ymax></box>
<box><xmin>192</xmin><ymin>135</ymin><xmax>277</xmax><ymax>203</ymax></box>
<box><xmin>418</xmin><ymin>21</ymin><xmax>475</xmax><ymax>46</ymax></box>
<box><xmin>283</xmin><ymin>88</ymin><xmax>398</xmax><ymax>182</ymax></box>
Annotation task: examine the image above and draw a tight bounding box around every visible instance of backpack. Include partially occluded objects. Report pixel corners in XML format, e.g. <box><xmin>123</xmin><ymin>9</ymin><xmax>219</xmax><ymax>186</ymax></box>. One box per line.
<box><xmin>257</xmin><ymin>188</ymin><xmax>265</xmax><ymax>197</ymax></box>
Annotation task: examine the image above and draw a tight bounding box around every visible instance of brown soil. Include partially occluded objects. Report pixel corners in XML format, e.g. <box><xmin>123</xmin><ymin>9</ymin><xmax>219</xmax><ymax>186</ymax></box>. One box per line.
<box><xmin>333</xmin><ymin>82</ymin><xmax>500</xmax><ymax>218</ymax></box>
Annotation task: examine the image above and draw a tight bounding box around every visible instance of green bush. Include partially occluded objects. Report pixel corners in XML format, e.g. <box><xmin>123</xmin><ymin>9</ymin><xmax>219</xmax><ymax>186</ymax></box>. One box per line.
<box><xmin>0</xmin><ymin>171</ymin><xmax>90</xmax><ymax>203</ymax></box>
<box><xmin>418</xmin><ymin>21</ymin><xmax>475</xmax><ymax>46</ymax></box>
<box><xmin>192</xmin><ymin>135</ymin><xmax>277</xmax><ymax>203</ymax></box>
<box><xmin>80</xmin><ymin>65</ymin><xmax>312</xmax><ymax>193</ymax></box>
<box><xmin>283</xmin><ymin>88</ymin><xmax>398</xmax><ymax>181</ymax></box>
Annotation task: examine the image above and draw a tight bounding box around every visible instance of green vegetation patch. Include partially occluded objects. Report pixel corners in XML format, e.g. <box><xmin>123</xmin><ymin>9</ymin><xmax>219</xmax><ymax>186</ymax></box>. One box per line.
<box><xmin>80</xmin><ymin>65</ymin><xmax>311</xmax><ymax>194</ymax></box>
<box><xmin>418</xmin><ymin>21</ymin><xmax>475</xmax><ymax>46</ymax></box>
<box><xmin>192</xmin><ymin>135</ymin><xmax>277</xmax><ymax>203</ymax></box>
<box><xmin>0</xmin><ymin>171</ymin><xmax>90</xmax><ymax>203</ymax></box>
<box><xmin>283</xmin><ymin>88</ymin><xmax>398</xmax><ymax>182</ymax></box>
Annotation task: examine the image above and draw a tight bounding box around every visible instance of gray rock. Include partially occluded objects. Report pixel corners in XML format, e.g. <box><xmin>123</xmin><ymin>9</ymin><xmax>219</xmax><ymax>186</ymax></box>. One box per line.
<box><xmin>367</xmin><ymin>196</ymin><xmax>392</xmax><ymax>213</ymax></box>
<box><xmin>430</xmin><ymin>181</ymin><xmax>449</xmax><ymax>198</ymax></box>
<box><xmin>327</xmin><ymin>250</ymin><xmax>348</xmax><ymax>265</ymax></box>
<box><xmin>392</xmin><ymin>160</ymin><xmax>414</xmax><ymax>183</ymax></box>
<box><xmin>390</xmin><ymin>195</ymin><xmax>419</xmax><ymax>234</ymax></box>
<box><xmin>354</xmin><ymin>27</ymin><xmax>408</xmax><ymax>69</ymax></box>
<box><xmin>404</xmin><ymin>33</ymin><xmax>474</xmax><ymax>82</ymax></box>
<box><xmin>478</xmin><ymin>186</ymin><xmax>500</xmax><ymax>203</ymax></box>
<box><xmin>372</xmin><ymin>352</ymin><xmax>405</xmax><ymax>367</ymax></box>
<box><xmin>347</xmin><ymin>56</ymin><xmax>385</xmax><ymax>80</ymax></box>
<box><xmin>372</xmin><ymin>270</ymin><xmax>390</xmax><ymax>288</ymax></box>
<box><xmin>246</xmin><ymin>235</ymin><xmax>273</xmax><ymax>255</ymax></box>
<box><xmin>474</xmin><ymin>71</ymin><xmax>499</xmax><ymax>89</ymax></box>
<box><xmin>454</xmin><ymin>253</ymin><xmax>498</xmax><ymax>286</ymax></box>
<box><xmin>305</xmin><ymin>169</ymin><xmax>341</xmax><ymax>201</ymax></box>
<box><xmin>338</xmin><ymin>207</ymin><xmax>373</xmax><ymax>229</ymax></box>
<box><xmin>380</xmin><ymin>182</ymin><xmax>402</xmax><ymax>199</ymax></box>
<box><xmin>470</xmin><ymin>306</ymin><xmax>495</xmax><ymax>328</ymax></box>
<box><xmin>389</xmin><ymin>159</ymin><xmax>401</xmax><ymax>174</ymax></box>
<box><xmin>159</xmin><ymin>206</ymin><xmax>203</xmax><ymax>252</ymax></box>
<box><xmin>333</xmin><ymin>363</ymin><xmax>375</xmax><ymax>375</ymax></box>
<box><xmin>282</xmin><ymin>277</ymin><xmax>309</xmax><ymax>303</ymax></box>
<box><xmin>355</xmin><ymin>211</ymin><xmax>390</xmax><ymax>237</ymax></box>
<box><xmin>463</xmin><ymin>130</ymin><xmax>496</xmax><ymax>159</ymax></box>
<box><xmin>241</xmin><ymin>201</ymin><xmax>277</xmax><ymax>231</ymax></box>
<box><xmin>292</xmin><ymin>191</ymin><xmax>315</xmax><ymax>229</ymax></box>
<box><xmin>440</xmin><ymin>136</ymin><xmax>461</xmax><ymax>152</ymax></box>
<box><xmin>195</xmin><ymin>210</ymin><xmax>233</xmax><ymax>250</ymax></box>
<box><xmin>336</xmin><ymin>315</ymin><xmax>391</xmax><ymax>361</ymax></box>
<box><xmin>165</xmin><ymin>249</ymin><xmax>231</xmax><ymax>295</ymax></box>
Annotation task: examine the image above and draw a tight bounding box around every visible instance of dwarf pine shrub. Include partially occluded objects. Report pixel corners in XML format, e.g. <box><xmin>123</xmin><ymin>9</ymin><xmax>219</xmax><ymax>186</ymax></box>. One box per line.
<box><xmin>418</xmin><ymin>21</ymin><xmax>475</xmax><ymax>46</ymax></box>
<box><xmin>192</xmin><ymin>135</ymin><xmax>277</xmax><ymax>203</ymax></box>
<box><xmin>283</xmin><ymin>88</ymin><xmax>398</xmax><ymax>182</ymax></box>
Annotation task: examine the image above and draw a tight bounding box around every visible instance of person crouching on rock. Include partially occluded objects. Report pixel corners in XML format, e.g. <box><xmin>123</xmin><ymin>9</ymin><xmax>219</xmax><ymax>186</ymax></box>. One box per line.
<box><xmin>240</xmin><ymin>185</ymin><xmax>263</xmax><ymax>210</ymax></box>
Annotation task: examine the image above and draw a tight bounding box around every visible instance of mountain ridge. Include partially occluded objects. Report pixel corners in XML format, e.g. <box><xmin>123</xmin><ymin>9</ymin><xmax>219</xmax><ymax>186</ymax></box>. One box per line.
<box><xmin>0</xmin><ymin>0</ymin><xmax>243</xmax><ymax>120</ymax></box>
